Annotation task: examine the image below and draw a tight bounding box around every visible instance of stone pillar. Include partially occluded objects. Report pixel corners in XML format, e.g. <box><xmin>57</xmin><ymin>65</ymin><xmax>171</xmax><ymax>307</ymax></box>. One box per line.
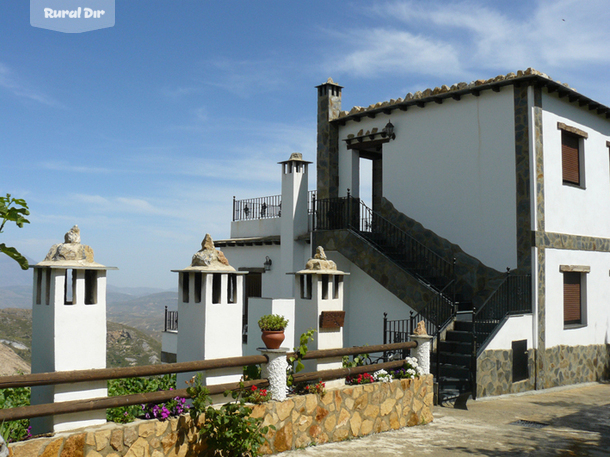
<box><xmin>410</xmin><ymin>335</ymin><xmax>433</xmax><ymax>375</ymax></box>
<box><xmin>174</xmin><ymin>235</ymin><xmax>246</xmax><ymax>390</ymax></box>
<box><xmin>259</xmin><ymin>348</ymin><xmax>289</xmax><ymax>401</ymax></box>
<box><xmin>30</xmin><ymin>225</ymin><xmax>116</xmax><ymax>434</ymax></box>
<box><xmin>293</xmin><ymin>247</ymin><xmax>348</xmax><ymax>387</ymax></box>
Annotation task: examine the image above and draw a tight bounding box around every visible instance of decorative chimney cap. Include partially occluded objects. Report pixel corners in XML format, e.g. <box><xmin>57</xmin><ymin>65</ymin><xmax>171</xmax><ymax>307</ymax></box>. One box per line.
<box><xmin>179</xmin><ymin>234</ymin><xmax>235</xmax><ymax>272</ymax></box>
<box><xmin>35</xmin><ymin>225</ymin><xmax>109</xmax><ymax>269</ymax></box>
<box><xmin>297</xmin><ymin>246</ymin><xmax>347</xmax><ymax>275</ymax></box>
<box><xmin>315</xmin><ymin>78</ymin><xmax>343</xmax><ymax>89</ymax></box>
<box><xmin>278</xmin><ymin>152</ymin><xmax>312</xmax><ymax>165</ymax></box>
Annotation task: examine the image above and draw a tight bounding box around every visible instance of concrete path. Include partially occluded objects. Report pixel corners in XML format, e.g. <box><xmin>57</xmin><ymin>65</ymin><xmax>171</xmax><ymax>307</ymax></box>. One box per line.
<box><xmin>282</xmin><ymin>382</ymin><xmax>610</xmax><ymax>456</ymax></box>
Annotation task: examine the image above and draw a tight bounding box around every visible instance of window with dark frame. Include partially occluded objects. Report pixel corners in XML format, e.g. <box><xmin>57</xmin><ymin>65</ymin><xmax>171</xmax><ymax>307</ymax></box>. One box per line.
<box><xmin>563</xmin><ymin>271</ymin><xmax>583</xmax><ymax>325</ymax></box>
<box><xmin>562</xmin><ymin>130</ymin><xmax>580</xmax><ymax>185</ymax></box>
<box><xmin>558</xmin><ymin>122</ymin><xmax>588</xmax><ymax>187</ymax></box>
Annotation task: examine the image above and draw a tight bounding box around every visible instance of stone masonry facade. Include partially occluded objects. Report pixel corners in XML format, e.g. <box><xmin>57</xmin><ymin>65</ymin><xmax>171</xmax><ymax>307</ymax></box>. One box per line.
<box><xmin>477</xmin><ymin>345</ymin><xmax>610</xmax><ymax>397</ymax></box>
<box><xmin>8</xmin><ymin>375</ymin><xmax>433</xmax><ymax>457</ymax></box>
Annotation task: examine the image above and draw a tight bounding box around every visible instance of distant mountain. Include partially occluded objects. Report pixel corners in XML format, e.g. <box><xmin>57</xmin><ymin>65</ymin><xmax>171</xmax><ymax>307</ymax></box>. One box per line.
<box><xmin>0</xmin><ymin>284</ymin><xmax>31</xmax><ymax>309</ymax></box>
<box><xmin>107</xmin><ymin>284</ymin><xmax>170</xmax><ymax>297</ymax></box>
<box><xmin>0</xmin><ymin>254</ymin><xmax>34</xmax><ymax>287</ymax></box>
<box><xmin>107</xmin><ymin>291</ymin><xmax>177</xmax><ymax>341</ymax></box>
<box><xmin>0</xmin><ymin>308</ymin><xmax>163</xmax><ymax>374</ymax></box>
<box><xmin>0</xmin><ymin>277</ymin><xmax>177</xmax><ymax>340</ymax></box>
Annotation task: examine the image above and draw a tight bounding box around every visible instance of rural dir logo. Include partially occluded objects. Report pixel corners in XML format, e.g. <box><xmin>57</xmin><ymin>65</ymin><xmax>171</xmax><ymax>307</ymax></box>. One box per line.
<box><xmin>31</xmin><ymin>0</ymin><xmax>115</xmax><ymax>33</ymax></box>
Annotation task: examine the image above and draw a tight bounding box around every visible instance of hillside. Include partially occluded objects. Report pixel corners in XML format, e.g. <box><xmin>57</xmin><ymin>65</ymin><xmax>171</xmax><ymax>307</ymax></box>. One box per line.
<box><xmin>0</xmin><ymin>284</ymin><xmax>177</xmax><ymax>341</ymax></box>
<box><xmin>0</xmin><ymin>308</ymin><xmax>163</xmax><ymax>374</ymax></box>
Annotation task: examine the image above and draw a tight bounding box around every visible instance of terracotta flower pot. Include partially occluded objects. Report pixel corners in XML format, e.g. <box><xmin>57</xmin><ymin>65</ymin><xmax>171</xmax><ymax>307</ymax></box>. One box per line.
<box><xmin>261</xmin><ymin>330</ymin><xmax>285</xmax><ymax>349</ymax></box>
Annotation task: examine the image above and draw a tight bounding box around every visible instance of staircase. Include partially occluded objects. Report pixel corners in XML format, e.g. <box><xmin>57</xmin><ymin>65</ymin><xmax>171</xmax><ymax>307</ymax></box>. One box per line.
<box><xmin>314</xmin><ymin>196</ymin><xmax>531</xmax><ymax>404</ymax></box>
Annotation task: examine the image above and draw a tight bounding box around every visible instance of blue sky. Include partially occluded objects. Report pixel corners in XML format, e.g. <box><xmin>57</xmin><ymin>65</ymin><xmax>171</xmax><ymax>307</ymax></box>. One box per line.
<box><xmin>2</xmin><ymin>0</ymin><xmax>610</xmax><ymax>289</ymax></box>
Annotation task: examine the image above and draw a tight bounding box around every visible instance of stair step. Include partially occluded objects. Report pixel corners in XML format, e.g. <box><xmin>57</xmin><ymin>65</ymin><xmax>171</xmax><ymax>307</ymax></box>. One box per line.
<box><xmin>453</xmin><ymin>321</ymin><xmax>473</xmax><ymax>332</ymax></box>
<box><xmin>439</xmin><ymin>364</ymin><xmax>470</xmax><ymax>378</ymax></box>
<box><xmin>445</xmin><ymin>330</ymin><xmax>473</xmax><ymax>342</ymax></box>
<box><xmin>456</xmin><ymin>301</ymin><xmax>473</xmax><ymax>312</ymax></box>
<box><xmin>439</xmin><ymin>340</ymin><xmax>472</xmax><ymax>354</ymax></box>
<box><xmin>438</xmin><ymin>352</ymin><xmax>471</xmax><ymax>365</ymax></box>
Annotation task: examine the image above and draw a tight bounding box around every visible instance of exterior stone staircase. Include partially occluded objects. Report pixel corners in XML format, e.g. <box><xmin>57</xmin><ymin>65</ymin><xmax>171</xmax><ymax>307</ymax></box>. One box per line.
<box><xmin>313</xmin><ymin>196</ymin><xmax>515</xmax><ymax>404</ymax></box>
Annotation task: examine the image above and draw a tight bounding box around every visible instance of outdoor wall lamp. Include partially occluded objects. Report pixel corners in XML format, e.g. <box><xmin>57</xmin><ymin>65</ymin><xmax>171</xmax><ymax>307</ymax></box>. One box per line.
<box><xmin>383</xmin><ymin>120</ymin><xmax>396</xmax><ymax>140</ymax></box>
<box><xmin>264</xmin><ymin>256</ymin><xmax>273</xmax><ymax>271</ymax></box>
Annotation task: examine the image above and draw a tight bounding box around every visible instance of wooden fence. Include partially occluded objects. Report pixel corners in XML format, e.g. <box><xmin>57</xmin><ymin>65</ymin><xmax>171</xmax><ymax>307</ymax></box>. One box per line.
<box><xmin>0</xmin><ymin>341</ymin><xmax>417</xmax><ymax>422</ymax></box>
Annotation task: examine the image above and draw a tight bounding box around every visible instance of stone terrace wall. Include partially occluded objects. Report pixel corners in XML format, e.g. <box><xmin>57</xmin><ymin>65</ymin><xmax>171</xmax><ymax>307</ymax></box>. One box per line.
<box><xmin>8</xmin><ymin>375</ymin><xmax>433</xmax><ymax>457</ymax></box>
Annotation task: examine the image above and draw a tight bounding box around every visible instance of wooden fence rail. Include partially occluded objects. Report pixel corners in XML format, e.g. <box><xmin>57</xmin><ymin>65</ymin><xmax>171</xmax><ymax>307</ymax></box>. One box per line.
<box><xmin>0</xmin><ymin>341</ymin><xmax>417</xmax><ymax>422</ymax></box>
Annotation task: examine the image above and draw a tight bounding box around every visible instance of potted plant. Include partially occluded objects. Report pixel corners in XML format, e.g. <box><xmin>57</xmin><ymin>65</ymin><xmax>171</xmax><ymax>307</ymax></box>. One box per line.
<box><xmin>258</xmin><ymin>314</ymin><xmax>288</xmax><ymax>349</ymax></box>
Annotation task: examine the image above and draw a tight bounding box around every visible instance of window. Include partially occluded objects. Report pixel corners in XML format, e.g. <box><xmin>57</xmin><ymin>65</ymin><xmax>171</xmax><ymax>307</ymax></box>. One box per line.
<box><xmin>561</xmin><ymin>266</ymin><xmax>589</xmax><ymax>326</ymax></box>
<box><xmin>558</xmin><ymin>122</ymin><xmax>587</xmax><ymax>187</ymax></box>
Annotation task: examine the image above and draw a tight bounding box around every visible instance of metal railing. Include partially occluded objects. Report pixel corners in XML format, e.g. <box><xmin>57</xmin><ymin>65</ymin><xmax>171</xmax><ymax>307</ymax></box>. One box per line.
<box><xmin>0</xmin><ymin>341</ymin><xmax>417</xmax><ymax>423</ymax></box>
<box><xmin>314</xmin><ymin>196</ymin><xmax>454</xmax><ymax>291</ymax></box>
<box><xmin>233</xmin><ymin>191</ymin><xmax>317</xmax><ymax>222</ymax></box>
<box><xmin>233</xmin><ymin>194</ymin><xmax>281</xmax><ymax>221</ymax></box>
<box><xmin>164</xmin><ymin>306</ymin><xmax>178</xmax><ymax>332</ymax></box>
<box><xmin>473</xmin><ymin>273</ymin><xmax>532</xmax><ymax>355</ymax></box>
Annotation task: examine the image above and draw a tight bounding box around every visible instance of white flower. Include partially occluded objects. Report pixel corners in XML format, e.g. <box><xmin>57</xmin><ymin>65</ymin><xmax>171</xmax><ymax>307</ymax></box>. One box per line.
<box><xmin>373</xmin><ymin>369</ymin><xmax>392</xmax><ymax>382</ymax></box>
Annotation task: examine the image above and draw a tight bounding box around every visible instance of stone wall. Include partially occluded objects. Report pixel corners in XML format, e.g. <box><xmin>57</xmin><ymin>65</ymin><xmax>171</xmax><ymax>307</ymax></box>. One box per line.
<box><xmin>8</xmin><ymin>375</ymin><xmax>433</xmax><ymax>457</ymax></box>
<box><xmin>477</xmin><ymin>344</ymin><xmax>610</xmax><ymax>397</ymax></box>
<box><xmin>477</xmin><ymin>348</ymin><xmax>536</xmax><ymax>398</ymax></box>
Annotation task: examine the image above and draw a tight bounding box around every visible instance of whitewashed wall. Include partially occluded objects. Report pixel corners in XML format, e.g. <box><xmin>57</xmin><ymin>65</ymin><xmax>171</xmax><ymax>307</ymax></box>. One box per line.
<box><xmin>337</xmin><ymin>88</ymin><xmax>518</xmax><ymax>271</ymax></box>
<box><xmin>484</xmin><ymin>314</ymin><xmax>534</xmax><ymax>351</ymax></box>
<box><xmin>243</xmin><ymin>297</ymin><xmax>295</xmax><ymax>356</ymax></box>
<box><xmin>330</xmin><ymin>252</ymin><xmax>416</xmax><ymax>348</ymax></box>
<box><xmin>543</xmin><ymin>248</ymin><xmax>610</xmax><ymax>348</ymax></box>
<box><xmin>231</xmin><ymin>218</ymin><xmax>281</xmax><ymax>239</ymax></box>
<box><xmin>221</xmin><ymin>244</ymin><xmax>283</xmax><ymax>298</ymax></box>
<box><xmin>540</xmin><ymin>93</ymin><xmax>610</xmax><ymax>236</ymax></box>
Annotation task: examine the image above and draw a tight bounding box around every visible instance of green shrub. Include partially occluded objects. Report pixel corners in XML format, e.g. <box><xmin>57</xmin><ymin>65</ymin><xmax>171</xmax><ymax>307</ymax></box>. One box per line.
<box><xmin>257</xmin><ymin>314</ymin><xmax>288</xmax><ymax>331</ymax></box>
<box><xmin>0</xmin><ymin>386</ymin><xmax>31</xmax><ymax>442</ymax></box>
<box><xmin>187</xmin><ymin>375</ymin><xmax>273</xmax><ymax>456</ymax></box>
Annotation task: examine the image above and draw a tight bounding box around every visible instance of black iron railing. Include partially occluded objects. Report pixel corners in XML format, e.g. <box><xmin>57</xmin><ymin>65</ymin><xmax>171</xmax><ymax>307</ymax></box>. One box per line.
<box><xmin>233</xmin><ymin>191</ymin><xmax>317</xmax><ymax>222</ymax></box>
<box><xmin>315</xmin><ymin>196</ymin><xmax>454</xmax><ymax>291</ymax></box>
<box><xmin>233</xmin><ymin>194</ymin><xmax>281</xmax><ymax>221</ymax></box>
<box><xmin>382</xmin><ymin>313</ymin><xmax>411</xmax><ymax>360</ymax></box>
<box><xmin>473</xmin><ymin>273</ymin><xmax>532</xmax><ymax>355</ymax></box>
<box><xmin>164</xmin><ymin>306</ymin><xmax>178</xmax><ymax>332</ymax></box>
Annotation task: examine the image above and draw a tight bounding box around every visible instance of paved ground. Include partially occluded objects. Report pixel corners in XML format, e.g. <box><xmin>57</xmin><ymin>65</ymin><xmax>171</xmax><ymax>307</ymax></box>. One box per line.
<box><xmin>282</xmin><ymin>382</ymin><xmax>610</xmax><ymax>456</ymax></box>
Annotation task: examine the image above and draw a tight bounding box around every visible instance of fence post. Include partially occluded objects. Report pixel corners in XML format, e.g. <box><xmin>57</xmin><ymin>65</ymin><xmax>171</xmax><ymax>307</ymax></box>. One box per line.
<box><xmin>410</xmin><ymin>336</ymin><xmax>432</xmax><ymax>375</ymax></box>
<box><xmin>259</xmin><ymin>349</ymin><xmax>288</xmax><ymax>401</ymax></box>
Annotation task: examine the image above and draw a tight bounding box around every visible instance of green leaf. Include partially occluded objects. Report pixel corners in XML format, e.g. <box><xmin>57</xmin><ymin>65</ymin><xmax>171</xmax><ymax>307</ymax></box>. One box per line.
<box><xmin>0</xmin><ymin>244</ymin><xmax>29</xmax><ymax>270</ymax></box>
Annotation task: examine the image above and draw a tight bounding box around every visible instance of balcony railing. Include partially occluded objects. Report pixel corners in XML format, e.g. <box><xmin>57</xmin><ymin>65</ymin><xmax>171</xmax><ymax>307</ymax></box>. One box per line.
<box><xmin>233</xmin><ymin>194</ymin><xmax>281</xmax><ymax>221</ymax></box>
<box><xmin>233</xmin><ymin>191</ymin><xmax>317</xmax><ymax>222</ymax></box>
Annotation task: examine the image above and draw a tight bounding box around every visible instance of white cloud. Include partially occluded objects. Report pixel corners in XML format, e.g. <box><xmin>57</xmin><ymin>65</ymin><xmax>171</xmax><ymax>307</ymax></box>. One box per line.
<box><xmin>329</xmin><ymin>0</ymin><xmax>610</xmax><ymax>81</ymax></box>
<box><xmin>0</xmin><ymin>61</ymin><xmax>61</xmax><ymax>107</ymax></box>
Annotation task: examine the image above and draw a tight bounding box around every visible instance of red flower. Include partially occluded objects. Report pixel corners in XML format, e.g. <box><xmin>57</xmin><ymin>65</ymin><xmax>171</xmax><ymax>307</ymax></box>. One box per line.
<box><xmin>251</xmin><ymin>385</ymin><xmax>257</xmax><ymax>391</ymax></box>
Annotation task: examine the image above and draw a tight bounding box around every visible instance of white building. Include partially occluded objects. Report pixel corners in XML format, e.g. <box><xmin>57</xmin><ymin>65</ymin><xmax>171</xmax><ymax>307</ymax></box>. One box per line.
<box><xmin>164</xmin><ymin>68</ymin><xmax>610</xmax><ymax>400</ymax></box>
